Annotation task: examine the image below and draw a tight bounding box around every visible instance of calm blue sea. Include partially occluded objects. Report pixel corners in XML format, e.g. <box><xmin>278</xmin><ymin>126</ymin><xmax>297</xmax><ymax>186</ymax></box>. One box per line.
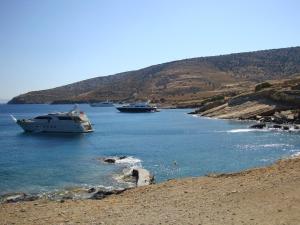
<box><xmin>0</xmin><ymin>104</ymin><xmax>299</xmax><ymax>195</ymax></box>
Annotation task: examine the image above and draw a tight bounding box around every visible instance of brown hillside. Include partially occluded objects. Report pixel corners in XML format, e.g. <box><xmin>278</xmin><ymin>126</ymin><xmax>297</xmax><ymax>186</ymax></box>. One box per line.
<box><xmin>8</xmin><ymin>46</ymin><xmax>300</xmax><ymax>105</ymax></box>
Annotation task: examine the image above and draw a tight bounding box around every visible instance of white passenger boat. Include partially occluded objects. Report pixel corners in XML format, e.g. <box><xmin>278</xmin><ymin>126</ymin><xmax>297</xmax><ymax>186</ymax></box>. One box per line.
<box><xmin>90</xmin><ymin>100</ymin><xmax>114</xmax><ymax>107</ymax></box>
<box><xmin>11</xmin><ymin>105</ymin><xmax>93</xmax><ymax>133</ymax></box>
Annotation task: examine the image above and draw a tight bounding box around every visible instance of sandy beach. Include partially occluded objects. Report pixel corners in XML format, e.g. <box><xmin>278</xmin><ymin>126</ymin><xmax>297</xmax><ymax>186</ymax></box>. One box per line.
<box><xmin>1</xmin><ymin>156</ymin><xmax>300</xmax><ymax>225</ymax></box>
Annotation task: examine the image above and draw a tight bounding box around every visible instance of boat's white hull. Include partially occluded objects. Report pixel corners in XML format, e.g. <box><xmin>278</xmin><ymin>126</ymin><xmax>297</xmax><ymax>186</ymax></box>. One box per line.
<box><xmin>12</xmin><ymin>105</ymin><xmax>94</xmax><ymax>133</ymax></box>
<box><xmin>17</xmin><ymin>120</ymin><xmax>93</xmax><ymax>133</ymax></box>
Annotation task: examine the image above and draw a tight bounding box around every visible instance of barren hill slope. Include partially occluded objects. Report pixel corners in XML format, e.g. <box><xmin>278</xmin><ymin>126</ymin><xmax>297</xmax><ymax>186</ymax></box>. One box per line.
<box><xmin>8</xmin><ymin>46</ymin><xmax>300</xmax><ymax>105</ymax></box>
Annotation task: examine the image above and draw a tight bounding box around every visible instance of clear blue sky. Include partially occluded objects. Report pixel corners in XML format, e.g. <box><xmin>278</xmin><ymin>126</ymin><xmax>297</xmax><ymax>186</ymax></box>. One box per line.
<box><xmin>0</xmin><ymin>0</ymin><xmax>299</xmax><ymax>100</ymax></box>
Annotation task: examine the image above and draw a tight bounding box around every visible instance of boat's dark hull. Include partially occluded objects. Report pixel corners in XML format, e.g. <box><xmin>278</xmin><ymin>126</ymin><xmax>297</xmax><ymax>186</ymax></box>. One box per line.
<box><xmin>116</xmin><ymin>107</ymin><xmax>157</xmax><ymax>113</ymax></box>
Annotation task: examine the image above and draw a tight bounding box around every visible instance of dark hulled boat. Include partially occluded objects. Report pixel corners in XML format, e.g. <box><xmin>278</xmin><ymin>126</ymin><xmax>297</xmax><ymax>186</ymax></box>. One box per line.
<box><xmin>116</xmin><ymin>102</ymin><xmax>158</xmax><ymax>113</ymax></box>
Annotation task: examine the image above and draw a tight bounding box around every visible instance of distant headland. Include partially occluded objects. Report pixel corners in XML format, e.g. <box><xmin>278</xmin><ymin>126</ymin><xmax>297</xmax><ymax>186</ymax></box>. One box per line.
<box><xmin>8</xmin><ymin>46</ymin><xmax>300</xmax><ymax>109</ymax></box>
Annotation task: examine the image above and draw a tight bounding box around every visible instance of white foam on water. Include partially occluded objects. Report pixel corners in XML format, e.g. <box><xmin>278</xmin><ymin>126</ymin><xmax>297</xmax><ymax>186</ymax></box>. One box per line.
<box><xmin>227</xmin><ymin>128</ymin><xmax>268</xmax><ymax>133</ymax></box>
<box><xmin>112</xmin><ymin>156</ymin><xmax>146</xmax><ymax>187</ymax></box>
<box><xmin>236</xmin><ymin>143</ymin><xmax>294</xmax><ymax>152</ymax></box>
<box><xmin>259</xmin><ymin>144</ymin><xmax>293</xmax><ymax>148</ymax></box>
<box><xmin>260</xmin><ymin>158</ymin><xmax>271</xmax><ymax>162</ymax></box>
<box><xmin>115</xmin><ymin>156</ymin><xmax>142</xmax><ymax>167</ymax></box>
<box><xmin>228</xmin><ymin>127</ymin><xmax>300</xmax><ymax>133</ymax></box>
<box><xmin>200</xmin><ymin>116</ymin><xmax>220</xmax><ymax>120</ymax></box>
<box><xmin>190</xmin><ymin>115</ymin><xmax>220</xmax><ymax>120</ymax></box>
<box><xmin>291</xmin><ymin>151</ymin><xmax>300</xmax><ymax>157</ymax></box>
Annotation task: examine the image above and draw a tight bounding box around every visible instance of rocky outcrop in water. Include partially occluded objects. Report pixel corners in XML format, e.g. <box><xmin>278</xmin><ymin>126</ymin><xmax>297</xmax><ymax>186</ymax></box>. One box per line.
<box><xmin>249</xmin><ymin>122</ymin><xmax>300</xmax><ymax>132</ymax></box>
<box><xmin>99</xmin><ymin>156</ymin><xmax>155</xmax><ymax>187</ymax></box>
<box><xmin>100</xmin><ymin>156</ymin><xmax>128</xmax><ymax>164</ymax></box>
<box><xmin>249</xmin><ymin>123</ymin><xmax>266</xmax><ymax>129</ymax></box>
<box><xmin>191</xmin><ymin>77</ymin><xmax>300</xmax><ymax>124</ymax></box>
<box><xmin>132</xmin><ymin>168</ymin><xmax>155</xmax><ymax>187</ymax></box>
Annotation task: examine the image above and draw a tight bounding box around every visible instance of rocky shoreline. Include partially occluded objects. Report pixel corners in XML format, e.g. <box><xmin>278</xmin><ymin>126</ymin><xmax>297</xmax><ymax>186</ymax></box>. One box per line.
<box><xmin>1</xmin><ymin>156</ymin><xmax>299</xmax><ymax>225</ymax></box>
<box><xmin>0</xmin><ymin>156</ymin><xmax>154</xmax><ymax>204</ymax></box>
<box><xmin>0</xmin><ymin>186</ymin><xmax>129</xmax><ymax>204</ymax></box>
<box><xmin>190</xmin><ymin>77</ymin><xmax>300</xmax><ymax>128</ymax></box>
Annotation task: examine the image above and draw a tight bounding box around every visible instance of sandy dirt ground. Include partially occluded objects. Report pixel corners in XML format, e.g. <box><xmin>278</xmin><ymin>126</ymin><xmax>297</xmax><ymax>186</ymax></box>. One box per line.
<box><xmin>1</xmin><ymin>156</ymin><xmax>300</xmax><ymax>225</ymax></box>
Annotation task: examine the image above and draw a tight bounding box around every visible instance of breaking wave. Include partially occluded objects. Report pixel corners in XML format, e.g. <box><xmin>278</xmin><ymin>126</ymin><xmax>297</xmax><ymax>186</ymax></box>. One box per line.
<box><xmin>227</xmin><ymin>128</ymin><xmax>269</xmax><ymax>133</ymax></box>
<box><xmin>259</xmin><ymin>144</ymin><xmax>293</xmax><ymax>148</ymax></box>
<box><xmin>114</xmin><ymin>156</ymin><xmax>142</xmax><ymax>168</ymax></box>
<box><xmin>235</xmin><ymin>143</ymin><xmax>294</xmax><ymax>151</ymax></box>
<box><xmin>291</xmin><ymin>151</ymin><xmax>300</xmax><ymax>157</ymax></box>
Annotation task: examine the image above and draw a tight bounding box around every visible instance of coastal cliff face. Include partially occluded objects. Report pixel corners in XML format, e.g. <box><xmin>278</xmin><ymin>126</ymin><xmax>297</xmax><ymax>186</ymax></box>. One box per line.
<box><xmin>191</xmin><ymin>76</ymin><xmax>300</xmax><ymax>123</ymax></box>
<box><xmin>8</xmin><ymin>46</ymin><xmax>300</xmax><ymax>105</ymax></box>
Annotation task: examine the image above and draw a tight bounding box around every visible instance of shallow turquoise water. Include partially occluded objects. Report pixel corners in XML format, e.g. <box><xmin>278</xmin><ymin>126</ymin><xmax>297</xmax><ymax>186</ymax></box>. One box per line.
<box><xmin>0</xmin><ymin>104</ymin><xmax>299</xmax><ymax>195</ymax></box>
